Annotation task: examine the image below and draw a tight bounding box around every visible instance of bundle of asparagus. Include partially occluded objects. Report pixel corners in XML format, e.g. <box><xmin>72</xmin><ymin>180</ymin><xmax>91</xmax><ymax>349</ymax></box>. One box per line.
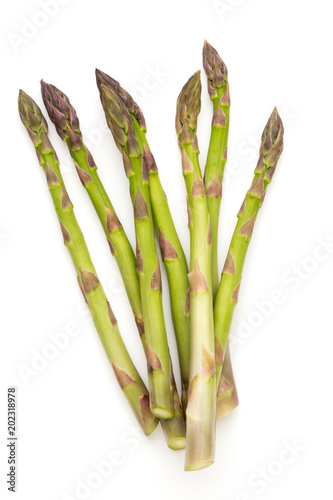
<box><xmin>18</xmin><ymin>41</ymin><xmax>284</xmax><ymax>471</ymax></box>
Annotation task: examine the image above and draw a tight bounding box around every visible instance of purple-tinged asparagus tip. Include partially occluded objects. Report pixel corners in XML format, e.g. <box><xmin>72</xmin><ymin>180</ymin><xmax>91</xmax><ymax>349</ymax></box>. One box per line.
<box><xmin>96</xmin><ymin>68</ymin><xmax>147</xmax><ymax>132</ymax></box>
<box><xmin>176</xmin><ymin>71</ymin><xmax>201</xmax><ymax>141</ymax></box>
<box><xmin>41</xmin><ymin>80</ymin><xmax>81</xmax><ymax>137</ymax></box>
<box><xmin>202</xmin><ymin>40</ymin><xmax>228</xmax><ymax>90</ymax></box>
<box><xmin>260</xmin><ymin>107</ymin><xmax>284</xmax><ymax>167</ymax></box>
<box><xmin>18</xmin><ymin>90</ymin><xmax>48</xmax><ymax>135</ymax></box>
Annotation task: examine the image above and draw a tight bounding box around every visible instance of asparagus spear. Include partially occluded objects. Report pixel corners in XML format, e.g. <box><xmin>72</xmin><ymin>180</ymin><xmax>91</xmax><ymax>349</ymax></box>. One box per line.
<box><xmin>203</xmin><ymin>40</ymin><xmax>230</xmax><ymax>298</ymax></box>
<box><xmin>176</xmin><ymin>71</ymin><xmax>216</xmax><ymax>471</ymax></box>
<box><xmin>96</xmin><ymin>69</ymin><xmax>190</xmax><ymax>402</ymax></box>
<box><xmin>41</xmin><ymin>82</ymin><xmax>185</xmax><ymax>448</ymax></box>
<box><xmin>203</xmin><ymin>41</ymin><xmax>239</xmax><ymax>416</ymax></box>
<box><xmin>214</xmin><ymin>108</ymin><xmax>284</xmax><ymax>387</ymax></box>
<box><xmin>99</xmin><ymin>84</ymin><xmax>174</xmax><ymax>420</ymax></box>
<box><xmin>18</xmin><ymin>90</ymin><xmax>158</xmax><ymax>436</ymax></box>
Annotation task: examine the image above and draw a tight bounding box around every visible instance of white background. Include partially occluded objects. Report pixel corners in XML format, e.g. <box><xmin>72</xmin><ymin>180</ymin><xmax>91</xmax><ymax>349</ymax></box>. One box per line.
<box><xmin>1</xmin><ymin>0</ymin><xmax>332</xmax><ymax>498</ymax></box>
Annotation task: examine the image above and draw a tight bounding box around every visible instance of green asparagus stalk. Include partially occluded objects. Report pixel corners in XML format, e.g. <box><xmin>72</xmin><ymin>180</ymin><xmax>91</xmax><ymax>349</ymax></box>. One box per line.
<box><xmin>41</xmin><ymin>82</ymin><xmax>185</xmax><ymax>448</ymax></box>
<box><xmin>214</xmin><ymin>108</ymin><xmax>284</xmax><ymax>388</ymax></box>
<box><xmin>176</xmin><ymin>71</ymin><xmax>216</xmax><ymax>471</ymax></box>
<box><xmin>95</xmin><ymin>70</ymin><xmax>190</xmax><ymax>401</ymax></box>
<box><xmin>99</xmin><ymin>84</ymin><xmax>174</xmax><ymax>420</ymax></box>
<box><xmin>18</xmin><ymin>90</ymin><xmax>158</xmax><ymax>436</ymax></box>
<box><xmin>203</xmin><ymin>40</ymin><xmax>230</xmax><ymax>298</ymax></box>
<box><xmin>203</xmin><ymin>41</ymin><xmax>239</xmax><ymax>415</ymax></box>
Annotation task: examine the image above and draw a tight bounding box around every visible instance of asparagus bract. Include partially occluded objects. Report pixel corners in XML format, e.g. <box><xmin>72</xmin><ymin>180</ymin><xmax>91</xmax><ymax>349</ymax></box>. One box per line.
<box><xmin>203</xmin><ymin>41</ymin><xmax>239</xmax><ymax>416</ymax></box>
<box><xmin>99</xmin><ymin>84</ymin><xmax>174</xmax><ymax>420</ymax></box>
<box><xmin>214</xmin><ymin>108</ymin><xmax>284</xmax><ymax>387</ymax></box>
<box><xmin>96</xmin><ymin>69</ymin><xmax>190</xmax><ymax>400</ymax></box>
<box><xmin>176</xmin><ymin>72</ymin><xmax>216</xmax><ymax>471</ymax></box>
<box><xmin>18</xmin><ymin>90</ymin><xmax>158</xmax><ymax>436</ymax></box>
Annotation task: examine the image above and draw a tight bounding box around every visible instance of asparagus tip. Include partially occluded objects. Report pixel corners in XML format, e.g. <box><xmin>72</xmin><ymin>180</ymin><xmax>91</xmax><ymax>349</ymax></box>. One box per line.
<box><xmin>18</xmin><ymin>89</ymin><xmax>47</xmax><ymax>134</ymax></box>
<box><xmin>260</xmin><ymin>106</ymin><xmax>284</xmax><ymax>165</ymax></box>
<box><xmin>202</xmin><ymin>40</ymin><xmax>228</xmax><ymax>91</ymax></box>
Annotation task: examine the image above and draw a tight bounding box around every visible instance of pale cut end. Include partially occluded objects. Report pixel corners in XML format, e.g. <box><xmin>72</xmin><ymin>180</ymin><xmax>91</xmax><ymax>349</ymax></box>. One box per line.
<box><xmin>168</xmin><ymin>436</ymin><xmax>187</xmax><ymax>451</ymax></box>
<box><xmin>185</xmin><ymin>460</ymin><xmax>215</xmax><ymax>472</ymax></box>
